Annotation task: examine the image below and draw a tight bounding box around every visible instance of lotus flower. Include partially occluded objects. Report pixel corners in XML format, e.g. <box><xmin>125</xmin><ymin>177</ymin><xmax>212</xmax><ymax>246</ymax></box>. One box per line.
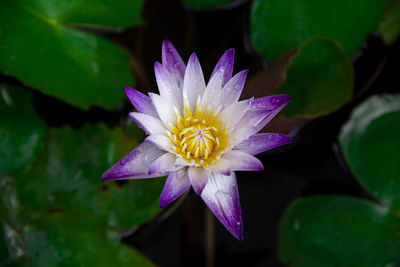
<box><xmin>101</xmin><ymin>40</ymin><xmax>293</xmax><ymax>240</ymax></box>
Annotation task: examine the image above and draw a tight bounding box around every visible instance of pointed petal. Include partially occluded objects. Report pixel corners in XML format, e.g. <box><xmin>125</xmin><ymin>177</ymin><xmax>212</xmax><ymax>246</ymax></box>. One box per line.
<box><xmin>219</xmin><ymin>99</ymin><xmax>251</xmax><ymax>131</ymax></box>
<box><xmin>220</xmin><ymin>69</ymin><xmax>248</xmax><ymax>108</ymax></box>
<box><xmin>183</xmin><ymin>53</ymin><xmax>206</xmax><ymax>112</ymax></box>
<box><xmin>201</xmin><ymin>66</ymin><xmax>223</xmax><ymax>112</ymax></box>
<box><xmin>201</xmin><ymin>172</ymin><xmax>243</xmax><ymax>240</ymax></box>
<box><xmin>148</xmin><ymin>153</ymin><xmax>181</xmax><ymax>174</ymax></box>
<box><xmin>230</xmin><ymin>94</ymin><xmax>292</xmax><ymax>146</ymax></box>
<box><xmin>159</xmin><ymin>168</ymin><xmax>191</xmax><ymax>208</ymax></box>
<box><xmin>188</xmin><ymin>166</ymin><xmax>212</xmax><ymax>195</ymax></box>
<box><xmin>145</xmin><ymin>134</ymin><xmax>175</xmax><ymax>153</ymax></box>
<box><xmin>154</xmin><ymin>62</ymin><xmax>182</xmax><ymax>110</ymax></box>
<box><xmin>124</xmin><ymin>87</ymin><xmax>158</xmax><ymax>117</ymax></box>
<box><xmin>220</xmin><ymin>150</ymin><xmax>264</xmax><ymax>171</ymax></box>
<box><xmin>206</xmin><ymin>158</ymin><xmax>231</xmax><ymax>176</ymax></box>
<box><xmin>210</xmin><ymin>48</ymin><xmax>234</xmax><ymax>87</ymax></box>
<box><xmin>162</xmin><ymin>40</ymin><xmax>186</xmax><ymax>87</ymax></box>
<box><xmin>101</xmin><ymin>142</ymin><xmax>165</xmax><ymax>181</ymax></box>
<box><xmin>149</xmin><ymin>93</ymin><xmax>177</xmax><ymax>127</ymax></box>
<box><xmin>129</xmin><ymin>112</ymin><xmax>167</xmax><ymax>135</ymax></box>
<box><xmin>234</xmin><ymin>133</ymin><xmax>293</xmax><ymax>155</ymax></box>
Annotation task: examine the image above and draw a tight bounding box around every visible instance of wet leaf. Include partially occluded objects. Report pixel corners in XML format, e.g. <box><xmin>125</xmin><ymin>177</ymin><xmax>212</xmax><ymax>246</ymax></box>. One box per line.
<box><xmin>0</xmin><ymin>0</ymin><xmax>141</xmax><ymax>109</ymax></box>
<box><xmin>0</xmin><ymin>83</ymin><xmax>45</xmax><ymax>174</ymax></box>
<box><xmin>279</xmin><ymin>196</ymin><xmax>400</xmax><ymax>266</ymax></box>
<box><xmin>251</xmin><ymin>0</ymin><xmax>389</xmax><ymax>61</ymax></box>
<box><xmin>339</xmin><ymin>94</ymin><xmax>400</xmax><ymax>210</ymax></box>
<box><xmin>380</xmin><ymin>0</ymin><xmax>400</xmax><ymax>46</ymax></box>
<box><xmin>275</xmin><ymin>38</ymin><xmax>353</xmax><ymax>118</ymax></box>
<box><xmin>5</xmin><ymin>124</ymin><xmax>164</xmax><ymax>230</ymax></box>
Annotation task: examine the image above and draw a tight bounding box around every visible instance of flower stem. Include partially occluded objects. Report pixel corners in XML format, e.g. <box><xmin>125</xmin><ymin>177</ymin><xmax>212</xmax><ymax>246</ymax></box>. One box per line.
<box><xmin>205</xmin><ymin>207</ymin><xmax>215</xmax><ymax>267</ymax></box>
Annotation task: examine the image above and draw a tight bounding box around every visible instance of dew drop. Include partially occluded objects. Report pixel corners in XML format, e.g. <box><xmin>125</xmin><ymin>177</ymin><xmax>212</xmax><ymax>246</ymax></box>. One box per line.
<box><xmin>234</xmin><ymin>84</ymin><xmax>241</xmax><ymax>90</ymax></box>
<box><xmin>236</xmin><ymin>221</ymin><xmax>241</xmax><ymax>226</ymax></box>
<box><xmin>293</xmin><ymin>219</ymin><xmax>300</xmax><ymax>231</ymax></box>
<box><xmin>267</xmin><ymin>135</ymin><xmax>273</xmax><ymax>140</ymax></box>
<box><xmin>270</xmin><ymin>97</ymin><xmax>280</xmax><ymax>104</ymax></box>
<box><xmin>174</xmin><ymin>62</ymin><xmax>180</xmax><ymax>68</ymax></box>
<box><xmin>249</xmin><ymin>141</ymin><xmax>255</xmax><ymax>148</ymax></box>
<box><xmin>385</xmin><ymin>262</ymin><xmax>397</xmax><ymax>267</ymax></box>
<box><xmin>168</xmin><ymin>48</ymin><xmax>174</xmax><ymax>53</ymax></box>
<box><xmin>120</xmin><ymin>159</ymin><xmax>126</xmax><ymax>165</ymax></box>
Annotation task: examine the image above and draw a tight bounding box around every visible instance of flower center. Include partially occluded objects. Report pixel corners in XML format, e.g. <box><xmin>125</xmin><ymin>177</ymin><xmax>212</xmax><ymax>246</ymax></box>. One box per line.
<box><xmin>168</xmin><ymin>100</ymin><xmax>228</xmax><ymax>167</ymax></box>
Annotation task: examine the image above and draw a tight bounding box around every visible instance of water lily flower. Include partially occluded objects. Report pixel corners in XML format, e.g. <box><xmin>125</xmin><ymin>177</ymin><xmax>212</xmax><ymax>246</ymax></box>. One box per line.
<box><xmin>101</xmin><ymin>40</ymin><xmax>293</xmax><ymax>240</ymax></box>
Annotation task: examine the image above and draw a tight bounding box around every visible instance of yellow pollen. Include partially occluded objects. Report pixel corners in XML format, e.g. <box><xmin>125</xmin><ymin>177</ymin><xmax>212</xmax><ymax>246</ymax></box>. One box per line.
<box><xmin>169</xmin><ymin>103</ymin><xmax>228</xmax><ymax>166</ymax></box>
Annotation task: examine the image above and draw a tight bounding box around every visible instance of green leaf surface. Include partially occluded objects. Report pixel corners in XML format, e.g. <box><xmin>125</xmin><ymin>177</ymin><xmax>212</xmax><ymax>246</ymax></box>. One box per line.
<box><xmin>278</xmin><ymin>195</ymin><xmax>400</xmax><ymax>266</ymax></box>
<box><xmin>21</xmin><ymin>213</ymin><xmax>153</xmax><ymax>266</ymax></box>
<box><xmin>3</xmin><ymin>124</ymin><xmax>164</xmax><ymax>231</ymax></box>
<box><xmin>276</xmin><ymin>38</ymin><xmax>354</xmax><ymax>118</ymax></box>
<box><xmin>339</xmin><ymin>94</ymin><xmax>400</xmax><ymax>210</ymax></box>
<box><xmin>182</xmin><ymin>0</ymin><xmax>234</xmax><ymax>9</ymax></box>
<box><xmin>1</xmin><ymin>124</ymin><xmax>163</xmax><ymax>265</ymax></box>
<box><xmin>0</xmin><ymin>83</ymin><xmax>45</xmax><ymax>174</ymax></box>
<box><xmin>380</xmin><ymin>0</ymin><xmax>400</xmax><ymax>45</ymax></box>
<box><xmin>251</xmin><ymin>0</ymin><xmax>389</xmax><ymax>61</ymax></box>
<box><xmin>0</xmin><ymin>0</ymin><xmax>138</xmax><ymax>109</ymax></box>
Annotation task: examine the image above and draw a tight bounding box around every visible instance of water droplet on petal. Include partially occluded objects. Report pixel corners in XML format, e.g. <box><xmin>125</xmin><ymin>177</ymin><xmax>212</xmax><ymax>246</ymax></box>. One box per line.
<box><xmin>234</xmin><ymin>84</ymin><xmax>241</xmax><ymax>90</ymax></box>
<box><xmin>236</xmin><ymin>221</ymin><xmax>241</xmax><ymax>226</ymax></box>
<box><xmin>249</xmin><ymin>141</ymin><xmax>255</xmax><ymax>148</ymax></box>
<box><xmin>267</xmin><ymin>135</ymin><xmax>273</xmax><ymax>140</ymax></box>
<box><xmin>168</xmin><ymin>48</ymin><xmax>174</xmax><ymax>53</ymax></box>
<box><xmin>120</xmin><ymin>159</ymin><xmax>126</xmax><ymax>165</ymax></box>
<box><xmin>270</xmin><ymin>97</ymin><xmax>280</xmax><ymax>104</ymax></box>
<box><xmin>174</xmin><ymin>62</ymin><xmax>180</xmax><ymax>68</ymax></box>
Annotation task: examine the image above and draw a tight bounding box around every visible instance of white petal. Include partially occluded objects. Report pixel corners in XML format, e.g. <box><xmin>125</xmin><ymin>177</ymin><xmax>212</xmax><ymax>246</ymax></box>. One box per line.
<box><xmin>221</xmin><ymin>150</ymin><xmax>264</xmax><ymax>171</ymax></box>
<box><xmin>129</xmin><ymin>112</ymin><xmax>167</xmax><ymax>135</ymax></box>
<box><xmin>145</xmin><ymin>134</ymin><xmax>175</xmax><ymax>153</ymax></box>
<box><xmin>200</xmin><ymin>172</ymin><xmax>243</xmax><ymax>240</ymax></box>
<box><xmin>218</xmin><ymin>99</ymin><xmax>251</xmax><ymax>131</ymax></box>
<box><xmin>154</xmin><ymin>62</ymin><xmax>182</xmax><ymax>110</ymax></box>
<box><xmin>220</xmin><ymin>70</ymin><xmax>248</xmax><ymax>108</ymax></box>
<box><xmin>182</xmin><ymin>53</ymin><xmax>206</xmax><ymax>113</ymax></box>
<box><xmin>148</xmin><ymin>153</ymin><xmax>181</xmax><ymax>174</ymax></box>
<box><xmin>201</xmin><ymin>66</ymin><xmax>224</xmax><ymax>112</ymax></box>
<box><xmin>149</xmin><ymin>93</ymin><xmax>177</xmax><ymax>128</ymax></box>
<box><xmin>188</xmin><ymin>166</ymin><xmax>212</xmax><ymax>195</ymax></box>
<box><xmin>101</xmin><ymin>142</ymin><xmax>165</xmax><ymax>181</ymax></box>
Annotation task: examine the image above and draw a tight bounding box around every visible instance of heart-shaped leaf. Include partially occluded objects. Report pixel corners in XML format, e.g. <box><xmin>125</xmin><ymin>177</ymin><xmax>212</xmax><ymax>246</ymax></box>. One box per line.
<box><xmin>380</xmin><ymin>0</ymin><xmax>400</xmax><ymax>46</ymax></box>
<box><xmin>251</xmin><ymin>0</ymin><xmax>389</xmax><ymax>61</ymax></box>
<box><xmin>1</xmin><ymin>124</ymin><xmax>164</xmax><ymax>265</ymax></box>
<box><xmin>0</xmin><ymin>83</ymin><xmax>45</xmax><ymax>174</ymax></box>
<box><xmin>339</xmin><ymin>94</ymin><xmax>400</xmax><ymax>210</ymax></box>
<box><xmin>2</xmin><ymin>124</ymin><xmax>164</xmax><ymax>231</ymax></box>
<box><xmin>0</xmin><ymin>0</ymin><xmax>142</xmax><ymax>109</ymax></box>
<box><xmin>279</xmin><ymin>196</ymin><xmax>400</xmax><ymax>266</ymax></box>
<box><xmin>275</xmin><ymin>38</ymin><xmax>354</xmax><ymax>118</ymax></box>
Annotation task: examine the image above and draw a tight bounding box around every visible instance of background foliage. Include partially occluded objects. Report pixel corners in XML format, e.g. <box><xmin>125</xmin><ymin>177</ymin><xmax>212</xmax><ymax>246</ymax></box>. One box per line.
<box><xmin>0</xmin><ymin>0</ymin><xmax>399</xmax><ymax>265</ymax></box>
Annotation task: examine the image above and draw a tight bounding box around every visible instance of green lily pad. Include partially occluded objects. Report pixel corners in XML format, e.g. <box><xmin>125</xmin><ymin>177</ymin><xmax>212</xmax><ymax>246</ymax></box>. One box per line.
<box><xmin>0</xmin><ymin>0</ymin><xmax>142</xmax><ymax>109</ymax></box>
<box><xmin>0</xmin><ymin>83</ymin><xmax>45</xmax><ymax>174</ymax></box>
<box><xmin>279</xmin><ymin>196</ymin><xmax>400</xmax><ymax>266</ymax></box>
<box><xmin>339</xmin><ymin>94</ymin><xmax>400</xmax><ymax>210</ymax></box>
<box><xmin>276</xmin><ymin>38</ymin><xmax>354</xmax><ymax>118</ymax></box>
<box><xmin>251</xmin><ymin>0</ymin><xmax>389</xmax><ymax>61</ymax></box>
<box><xmin>1</xmin><ymin>124</ymin><xmax>163</xmax><ymax>265</ymax></box>
<box><xmin>3</xmin><ymin>124</ymin><xmax>164</xmax><ymax>231</ymax></box>
<box><xmin>182</xmin><ymin>0</ymin><xmax>235</xmax><ymax>9</ymax></box>
<box><xmin>380</xmin><ymin>0</ymin><xmax>400</xmax><ymax>46</ymax></box>
<box><xmin>20</xmin><ymin>213</ymin><xmax>153</xmax><ymax>266</ymax></box>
